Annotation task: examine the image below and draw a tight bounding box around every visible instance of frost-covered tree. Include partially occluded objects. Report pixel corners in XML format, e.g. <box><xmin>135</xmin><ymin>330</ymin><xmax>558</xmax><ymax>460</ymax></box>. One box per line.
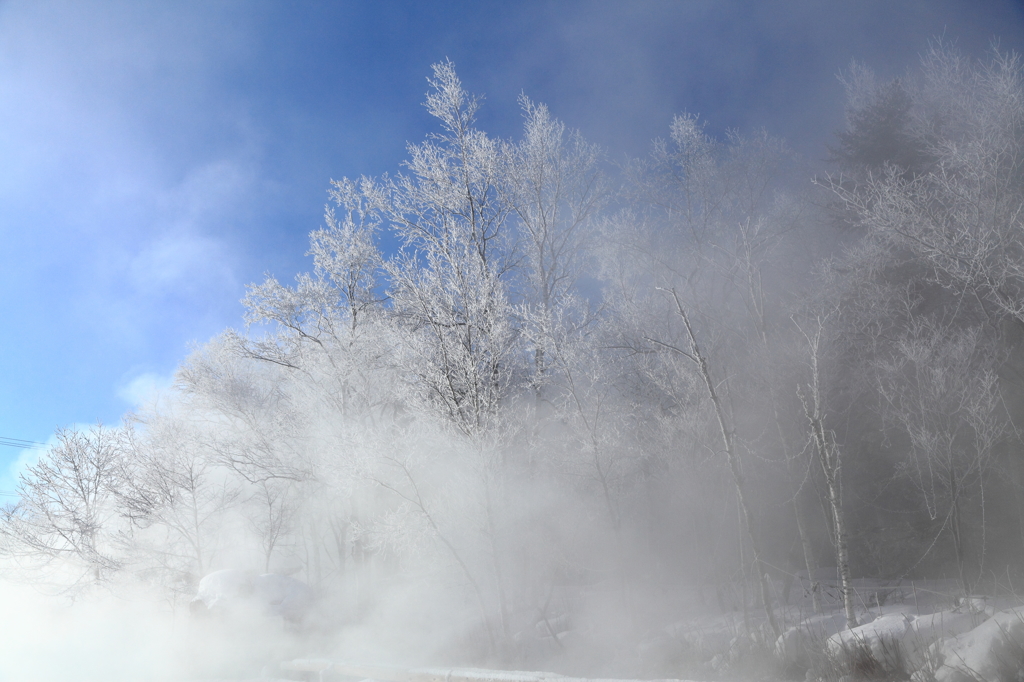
<box><xmin>0</xmin><ymin>426</ymin><xmax>128</xmax><ymax>592</ymax></box>
<box><xmin>825</xmin><ymin>42</ymin><xmax>1024</xmax><ymax>581</ymax></box>
<box><xmin>832</xmin><ymin>45</ymin><xmax>1024</xmax><ymax>327</ymax></box>
<box><xmin>115</xmin><ymin>416</ymin><xmax>239</xmax><ymax>596</ymax></box>
<box><xmin>365</xmin><ymin>62</ymin><xmax>525</xmax><ymax>438</ymax></box>
<box><xmin>607</xmin><ymin>114</ymin><xmax>807</xmax><ymax>637</ymax></box>
<box><xmin>875</xmin><ymin>319</ymin><xmax>1006</xmax><ymax>587</ymax></box>
<box><xmin>793</xmin><ymin>311</ymin><xmax>859</xmax><ymax>627</ymax></box>
<box><xmin>507</xmin><ymin>96</ymin><xmax>606</xmax><ymax>392</ymax></box>
<box><xmin>830</xmin><ymin>64</ymin><xmax>931</xmax><ymax>178</ymax></box>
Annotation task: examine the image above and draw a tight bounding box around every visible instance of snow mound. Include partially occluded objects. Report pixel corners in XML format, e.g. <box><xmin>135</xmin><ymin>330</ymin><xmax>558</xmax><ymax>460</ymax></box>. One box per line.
<box><xmin>193</xmin><ymin>568</ymin><xmax>255</xmax><ymax>611</ymax></box>
<box><xmin>253</xmin><ymin>572</ymin><xmax>315</xmax><ymax>622</ymax></box>
<box><xmin>776</xmin><ymin>611</ymin><xmax>868</xmax><ymax>668</ymax></box>
<box><xmin>927</xmin><ymin>608</ymin><xmax>1024</xmax><ymax>682</ymax></box>
<box><xmin>827</xmin><ymin>610</ymin><xmax>983</xmax><ymax>671</ymax></box>
<box><xmin>190</xmin><ymin>569</ymin><xmax>314</xmax><ymax>624</ymax></box>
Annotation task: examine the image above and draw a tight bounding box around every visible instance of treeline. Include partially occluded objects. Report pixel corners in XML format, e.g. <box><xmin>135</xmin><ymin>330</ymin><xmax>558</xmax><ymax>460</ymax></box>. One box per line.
<box><xmin>4</xmin><ymin>45</ymin><xmax>1024</xmax><ymax>663</ymax></box>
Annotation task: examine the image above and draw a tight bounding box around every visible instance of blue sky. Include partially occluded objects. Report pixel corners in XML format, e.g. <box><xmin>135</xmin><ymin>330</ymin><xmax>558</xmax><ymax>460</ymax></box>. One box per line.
<box><xmin>1</xmin><ymin>0</ymin><xmax>1022</xmax><ymax>486</ymax></box>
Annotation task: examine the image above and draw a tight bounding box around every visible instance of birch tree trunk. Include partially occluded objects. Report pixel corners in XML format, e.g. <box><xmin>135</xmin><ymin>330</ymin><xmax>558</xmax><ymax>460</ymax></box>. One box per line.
<box><xmin>798</xmin><ymin>317</ymin><xmax>858</xmax><ymax>629</ymax></box>
<box><xmin>661</xmin><ymin>288</ymin><xmax>781</xmax><ymax>638</ymax></box>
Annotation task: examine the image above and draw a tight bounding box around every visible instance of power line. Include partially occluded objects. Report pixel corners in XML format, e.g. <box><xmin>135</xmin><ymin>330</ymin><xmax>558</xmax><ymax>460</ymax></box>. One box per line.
<box><xmin>0</xmin><ymin>436</ymin><xmax>45</xmax><ymax>449</ymax></box>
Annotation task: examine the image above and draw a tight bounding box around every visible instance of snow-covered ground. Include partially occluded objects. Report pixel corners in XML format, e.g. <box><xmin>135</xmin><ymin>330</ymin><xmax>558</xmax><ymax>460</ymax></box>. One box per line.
<box><xmin>4</xmin><ymin>569</ymin><xmax>1024</xmax><ymax>682</ymax></box>
<box><xmin>623</xmin><ymin>571</ymin><xmax>1024</xmax><ymax>682</ymax></box>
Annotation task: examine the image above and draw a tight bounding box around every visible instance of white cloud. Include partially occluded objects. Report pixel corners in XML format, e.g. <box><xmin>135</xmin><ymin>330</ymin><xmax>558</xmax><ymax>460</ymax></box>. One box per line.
<box><xmin>0</xmin><ymin>437</ymin><xmax>48</xmax><ymax>498</ymax></box>
<box><xmin>116</xmin><ymin>371</ymin><xmax>174</xmax><ymax>408</ymax></box>
<box><xmin>129</xmin><ymin>231</ymin><xmax>232</xmax><ymax>294</ymax></box>
<box><xmin>126</xmin><ymin>159</ymin><xmax>255</xmax><ymax>299</ymax></box>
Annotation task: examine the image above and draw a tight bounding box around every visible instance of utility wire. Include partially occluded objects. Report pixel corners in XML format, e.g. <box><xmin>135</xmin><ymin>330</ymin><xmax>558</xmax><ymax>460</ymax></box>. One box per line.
<box><xmin>0</xmin><ymin>436</ymin><xmax>37</xmax><ymax>501</ymax></box>
<box><xmin>0</xmin><ymin>436</ymin><xmax>45</xmax><ymax>449</ymax></box>
<box><xmin>0</xmin><ymin>436</ymin><xmax>43</xmax><ymax>498</ymax></box>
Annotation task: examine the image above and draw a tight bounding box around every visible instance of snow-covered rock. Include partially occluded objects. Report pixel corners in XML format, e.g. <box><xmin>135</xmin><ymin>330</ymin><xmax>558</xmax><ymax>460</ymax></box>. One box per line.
<box><xmin>190</xmin><ymin>569</ymin><xmax>315</xmax><ymax>624</ymax></box>
<box><xmin>191</xmin><ymin>568</ymin><xmax>254</xmax><ymax>612</ymax></box>
<box><xmin>252</xmin><ymin>572</ymin><xmax>315</xmax><ymax>622</ymax></box>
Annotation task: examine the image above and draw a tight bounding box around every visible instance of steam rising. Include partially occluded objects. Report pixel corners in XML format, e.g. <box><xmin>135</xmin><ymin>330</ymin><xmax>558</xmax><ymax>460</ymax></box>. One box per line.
<box><xmin>5</xmin><ymin>38</ymin><xmax>1024</xmax><ymax>682</ymax></box>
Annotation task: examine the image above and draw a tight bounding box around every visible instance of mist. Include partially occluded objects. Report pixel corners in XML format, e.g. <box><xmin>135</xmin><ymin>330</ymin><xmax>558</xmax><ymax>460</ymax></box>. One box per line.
<box><xmin>6</xmin><ymin>6</ymin><xmax>1024</xmax><ymax>682</ymax></box>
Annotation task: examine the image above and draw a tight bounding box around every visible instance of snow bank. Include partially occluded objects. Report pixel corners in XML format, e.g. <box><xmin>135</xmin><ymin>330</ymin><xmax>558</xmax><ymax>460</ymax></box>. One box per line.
<box><xmin>776</xmin><ymin>611</ymin><xmax>867</xmax><ymax>668</ymax></box>
<box><xmin>826</xmin><ymin>610</ymin><xmax>982</xmax><ymax>671</ymax></box>
<box><xmin>663</xmin><ymin>611</ymin><xmax>775</xmax><ymax>652</ymax></box>
<box><xmin>282</xmin><ymin>659</ymin><xmax>698</xmax><ymax>682</ymax></box>
<box><xmin>928</xmin><ymin>608</ymin><xmax>1024</xmax><ymax>682</ymax></box>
